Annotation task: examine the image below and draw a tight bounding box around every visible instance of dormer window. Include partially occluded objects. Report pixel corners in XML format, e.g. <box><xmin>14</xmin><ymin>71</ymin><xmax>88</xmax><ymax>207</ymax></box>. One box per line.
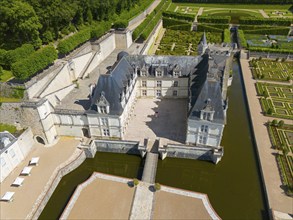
<box><xmin>173</xmin><ymin>71</ymin><xmax>179</xmax><ymax>77</ymax></box>
<box><xmin>99</xmin><ymin>106</ymin><xmax>107</xmax><ymax>114</ymax></box>
<box><xmin>156</xmin><ymin>70</ymin><xmax>162</xmax><ymax>77</ymax></box>
<box><xmin>141</xmin><ymin>70</ymin><xmax>147</xmax><ymax>77</ymax></box>
<box><xmin>201</xmin><ymin>111</ymin><xmax>214</xmax><ymax>121</ymax></box>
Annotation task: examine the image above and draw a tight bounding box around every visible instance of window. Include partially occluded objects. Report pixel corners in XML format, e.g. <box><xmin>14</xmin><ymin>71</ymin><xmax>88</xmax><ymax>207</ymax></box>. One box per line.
<box><xmin>156</xmin><ymin>71</ymin><xmax>162</xmax><ymax>77</ymax></box>
<box><xmin>156</xmin><ymin>90</ymin><xmax>161</xmax><ymax>97</ymax></box>
<box><xmin>142</xmin><ymin>90</ymin><xmax>147</xmax><ymax>96</ymax></box>
<box><xmin>157</xmin><ymin>81</ymin><xmax>162</xmax><ymax>87</ymax></box>
<box><xmin>103</xmin><ymin>129</ymin><xmax>110</xmax><ymax>136</ymax></box>
<box><xmin>199</xmin><ymin>136</ymin><xmax>203</xmax><ymax>144</ymax></box>
<box><xmin>101</xmin><ymin>118</ymin><xmax>108</xmax><ymax>126</ymax></box>
<box><xmin>200</xmin><ymin>125</ymin><xmax>208</xmax><ymax>133</ymax></box>
<box><xmin>99</xmin><ymin>106</ymin><xmax>107</xmax><ymax>114</ymax></box>
<box><xmin>173</xmin><ymin>81</ymin><xmax>178</xmax><ymax>87</ymax></box>
<box><xmin>9</xmin><ymin>149</ymin><xmax>16</xmax><ymax>158</ymax></box>
<box><xmin>174</xmin><ymin>71</ymin><xmax>179</xmax><ymax>77</ymax></box>
<box><xmin>1</xmin><ymin>157</ymin><xmax>6</xmax><ymax>167</ymax></box>
<box><xmin>142</xmin><ymin>81</ymin><xmax>147</xmax><ymax>87</ymax></box>
<box><xmin>173</xmin><ymin>90</ymin><xmax>178</xmax><ymax>96</ymax></box>
<box><xmin>203</xmin><ymin>112</ymin><xmax>211</xmax><ymax>120</ymax></box>
<box><xmin>141</xmin><ymin>70</ymin><xmax>146</xmax><ymax>76</ymax></box>
<box><xmin>203</xmin><ymin>136</ymin><xmax>207</xmax><ymax>144</ymax></box>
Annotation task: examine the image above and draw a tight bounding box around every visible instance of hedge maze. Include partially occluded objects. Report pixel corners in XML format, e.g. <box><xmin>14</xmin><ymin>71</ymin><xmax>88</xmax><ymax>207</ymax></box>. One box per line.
<box><xmin>268</xmin><ymin>122</ymin><xmax>293</xmax><ymax>196</ymax></box>
<box><xmin>250</xmin><ymin>59</ymin><xmax>293</xmax><ymax>82</ymax></box>
<box><xmin>256</xmin><ymin>82</ymin><xmax>293</xmax><ymax>119</ymax></box>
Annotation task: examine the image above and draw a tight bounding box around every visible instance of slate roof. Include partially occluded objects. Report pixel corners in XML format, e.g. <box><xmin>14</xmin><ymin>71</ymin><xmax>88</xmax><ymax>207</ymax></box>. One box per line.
<box><xmin>90</xmin><ymin>57</ymin><xmax>134</xmax><ymax>115</ymax></box>
<box><xmin>189</xmin><ymin>80</ymin><xmax>225</xmax><ymax>124</ymax></box>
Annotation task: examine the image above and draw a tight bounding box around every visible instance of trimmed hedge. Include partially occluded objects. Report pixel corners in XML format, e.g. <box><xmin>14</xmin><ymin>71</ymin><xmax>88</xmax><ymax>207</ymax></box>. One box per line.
<box><xmin>163</xmin><ymin>11</ymin><xmax>194</xmax><ymax>22</ymax></box>
<box><xmin>57</xmin><ymin>28</ymin><xmax>91</xmax><ymax>55</ymax></box>
<box><xmin>249</xmin><ymin>47</ymin><xmax>293</xmax><ymax>54</ymax></box>
<box><xmin>223</xmin><ymin>29</ymin><xmax>230</xmax><ymax>43</ymax></box>
<box><xmin>112</xmin><ymin>20</ymin><xmax>128</xmax><ymax>29</ymax></box>
<box><xmin>12</xmin><ymin>46</ymin><xmax>57</xmax><ymax>80</ymax></box>
<box><xmin>132</xmin><ymin>0</ymin><xmax>170</xmax><ymax>41</ymax></box>
<box><xmin>239</xmin><ymin>17</ymin><xmax>292</xmax><ymax>26</ymax></box>
<box><xmin>243</xmin><ymin>27</ymin><xmax>290</xmax><ymax>35</ymax></box>
<box><xmin>167</xmin><ymin>24</ymin><xmax>191</xmax><ymax>31</ymax></box>
<box><xmin>237</xmin><ymin>29</ymin><xmax>247</xmax><ymax>48</ymax></box>
<box><xmin>5</xmin><ymin>44</ymin><xmax>35</xmax><ymax>68</ymax></box>
<box><xmin>163</xmin><ymin>17</ymin><xmax>192</xmax><ymax>28</ymax></box>
<box><xmin>197</xmin><ymin>16</ymin><xmax>231</xmax><ymax>24</ymax></box>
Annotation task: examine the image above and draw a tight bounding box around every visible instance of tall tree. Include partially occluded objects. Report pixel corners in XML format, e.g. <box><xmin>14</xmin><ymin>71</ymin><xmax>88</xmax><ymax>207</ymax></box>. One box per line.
<box><xmin>0</xmin><ymin>0</ymin><xmax>42</xmax><ymax>48</ymax></box>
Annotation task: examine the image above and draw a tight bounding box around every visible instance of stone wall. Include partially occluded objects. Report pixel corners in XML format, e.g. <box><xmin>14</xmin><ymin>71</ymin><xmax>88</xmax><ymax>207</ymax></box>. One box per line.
<box><xmin>0</xmin><ymin>102</ymin><xmax>23</xmax><ymax>126</ymax></box>
<box><xmin>93</xmin><ymin>139</ymin><xmax>140</xmax><ymax>155</ymax></box>
<box><xmin>160</xmin><ymin>144</ymin><xmax>215</xmax><ymax>161</ymax></box>
<box><xmin>28</xmin><ymin>150</ymin><xmax>86</xmax><ymax>219</ymax></box>
<box><xmin>141</xmin><ymin>20</ymin><xmax>163</xmax><ymax>55</ymax></box>
<box><xmin>248</xmin><ymin>51</ymin><xmax>293</xmax><ymax>60</ymax></box>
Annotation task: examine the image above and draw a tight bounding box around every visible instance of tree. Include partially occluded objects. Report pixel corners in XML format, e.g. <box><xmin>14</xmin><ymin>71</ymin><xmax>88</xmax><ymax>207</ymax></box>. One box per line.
<box><xmin>272</xmin><ymin>119</ymin><xmax>278</xmax><ymax>127</ymax></box>
<box><xmin>0</xmin><ymin>0</ymin><xmax>42</xmax><ymax>48</ymax></box>
<box><xmin>133</xmin><ymin>178</ymin><xmax>139</xmax><ymax>186</ymax></box>
<box><xmin>0</xmin><ymin>66</ymin><xmax>3</xmax><ymax>79</ymax></box>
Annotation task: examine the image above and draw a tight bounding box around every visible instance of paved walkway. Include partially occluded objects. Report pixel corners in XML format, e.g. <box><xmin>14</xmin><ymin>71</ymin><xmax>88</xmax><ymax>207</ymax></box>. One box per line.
<box><xmin>259</xmin><ymin>10</ymin><xmax>269</xmax><ymax>18</ymax></box>
<box><xmin>240</xmin><ymin>56</ymin><xmax>293</xmax><ymax>215</ymax></box>
<box><xmin>130</xmin><ymin>182</ymin><xmax>155</xmax><ymax>220</ymax></box>
<box><xmin>195</xmin><ymin>7</ymin><xmax>204</xmax><ymax>22</ymax></box>
<box><xmin>0</xmin><ymin>137</ymin><xmax>79</xmax><ymax>220</ymax></box>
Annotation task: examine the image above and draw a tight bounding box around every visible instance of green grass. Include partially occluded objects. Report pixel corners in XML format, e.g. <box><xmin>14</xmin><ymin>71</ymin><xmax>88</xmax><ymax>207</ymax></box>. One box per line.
<box><xmin>0</xmin><ymin>70</ymin><xmax>14</xmax><ymax>82</ymax></box>
<box><xmin>0</xmin><ymin>123</ymin><xmax>17</xmax><ymax>133</ymax></box>
<box><xmin>0</xmin><ymin>97</ymin><xmax>22</xmax><ymax>102</ymax></box>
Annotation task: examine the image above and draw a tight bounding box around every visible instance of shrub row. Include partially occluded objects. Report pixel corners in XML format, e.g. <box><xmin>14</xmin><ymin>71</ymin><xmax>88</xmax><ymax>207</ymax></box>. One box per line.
<box><xmin>197</xmin><ymin>24</ymin><xmax>223</xmax><ymax>32</ymax></box>
<box><xmin>57</xmin><ymin>28</ymin><xmax>91</xmax><ymax>55</ymax></box>
<box><xmin>239</xmin><ymin>17</ymin><xmax>292</xmax><ymax>26</ymax></box>
<box><xmin>163</xmin><ymin>17</ymin><xmax>191</xmax><ymax>27</ymax></box>
<box><xmin>167</xmin><ymin>24</ymin><xmax>192</xmax><ymax>31</ymax></box>
<box><xmin>197</xmin><ymin>16</ymin><xmax>231</xmax><ymax>24</ymax></box>
<box><xmin>249</xmin><ymin>47</ymin><xmax>293</xmax><ymax>54</ymax></box>
<box><xmin>223</xmin><ymin>29</ymin><xmax>231</xmax><ymax>43</ymax></box>
<box><xmin>162</xmin><ymin>11</ymin><xmax>194</xmax><ymax>22</ymax></box>
<box><xmin>132</xmin><ymin>0</ymin><xmax>169</xmax><ymax>41</ymax></box>
<box><xmin>243</xmin><ymin>27</ymin><xmax>290</xmax><ymax>35</ymax></box>
<box><xmin>112</xmin><ymin>20</ymin><xmax>128</xmax><ymax>29</ymax></box>
<box><xmin>237</xmin><ymin>29</ymin><xmax>247</xmax><ymax>48</ymax></box>
<box><xmin>1</xmin><ymin>44</ymin><xmax>35</xmax><ymax>68</ymax></box>
<box><xmin>12</xmin><ymin>46</ymin><xmax>58</xmax><ymax>80</ymax></box>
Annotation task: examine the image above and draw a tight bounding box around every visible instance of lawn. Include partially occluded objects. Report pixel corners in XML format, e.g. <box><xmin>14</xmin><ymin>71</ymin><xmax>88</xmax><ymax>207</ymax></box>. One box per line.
<box><xmin>250</xmin><ymin>59</ymin><xmax>293</xmax><ymax>82</ymax></box>
<box><xmin>174</xmin><ymin>6</ymin><xmax>199</xmax><ymax>14</ymax></box>
<box><xmin>0</xmin><ymin>70</ymin><xmax>14</xmax><ymax>82</ymax></box>
<box><xmin>0</xmin><ymin>97</ymin><xmax>22</xmax><ymax>102</ymax></box>
<box><xmin>156</xmin><ymin>29</ymin><xmax>222</xmax><ymax>56</ymax></box>
<box><xmin>256</xmin><ymin>82</ymin><xmax>293</xmax><ymax>119</ymax></box>
<box><xmin>0</xmin><ymin>123</ymin><xmax>17</xmax><ymax>133</ymax></box>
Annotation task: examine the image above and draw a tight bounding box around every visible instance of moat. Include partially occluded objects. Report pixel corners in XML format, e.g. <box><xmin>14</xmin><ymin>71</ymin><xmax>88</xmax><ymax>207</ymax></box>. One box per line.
<box><xmin>39</xmin><ymin>61</ymin><xmax>268</xmax><ymax>220</ymax></box>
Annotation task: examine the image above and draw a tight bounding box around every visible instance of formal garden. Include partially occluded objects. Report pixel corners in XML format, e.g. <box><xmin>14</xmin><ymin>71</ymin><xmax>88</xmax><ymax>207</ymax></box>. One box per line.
<box><xmin>255</xmin><ymin>82</ymin><xmax>293</xmax><ymax>119</ymax></box>
<box><xmin>267</xmin><ymin>120</ymin><xmax>293</xmax><ymax>196</ymax></box>
<box><xmin>249</xmin><ymin>58</ymin><xmax>293</xmax><ymax>82</ymax></box>
<box><xmin>155</xmin><ymin>30</ymin><xmax>222</xmax><ymax>56</ymax></box>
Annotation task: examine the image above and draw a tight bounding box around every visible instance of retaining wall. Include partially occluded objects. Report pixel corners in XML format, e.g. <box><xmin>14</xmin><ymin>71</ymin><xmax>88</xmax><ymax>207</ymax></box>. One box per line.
<box><xmin>27</xmin><ymin>150</ymin><xmax>87</xmax><ymax>220</ymax></box>
<box><xmin>141</xmin><ymin>20</ymin><xmax>163</xmax><ymax>55</ymax></box>
<box><xmin>94</xmin><ymin>139</ymin><xmax>141</xmax><ymax>155</ymax></box>
<box><xmin>162</xmin><ymin>144</ymin><xmax>214</xmax><ymax>161</ymax></box>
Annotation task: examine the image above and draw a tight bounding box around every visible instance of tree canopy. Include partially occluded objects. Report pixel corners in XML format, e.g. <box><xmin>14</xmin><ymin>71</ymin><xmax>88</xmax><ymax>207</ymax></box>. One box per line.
<box><xmin>0</xmin><ymin>0</ymin><xmax>142</xmax><ymax>49</ymax></box>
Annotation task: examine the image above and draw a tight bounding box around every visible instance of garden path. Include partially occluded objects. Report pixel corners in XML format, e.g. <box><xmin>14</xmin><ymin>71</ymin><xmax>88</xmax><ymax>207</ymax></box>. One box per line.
<box><xmin>195</xmin><ymin>7</ymin><xmax>204</xmax><ymax>22</ymax></box>
<box><xmin>240</xmin><ymin>55</ymin><xmax>293</xmax><ymax>215</ymax></box>
<box><xmin>259</xmin><ymin>9</ymin><xmax>270</xmax><ymax>18</ymax></box>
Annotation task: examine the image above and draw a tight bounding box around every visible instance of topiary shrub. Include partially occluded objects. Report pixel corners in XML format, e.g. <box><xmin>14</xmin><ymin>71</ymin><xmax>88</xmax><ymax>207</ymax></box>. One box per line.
<box><xmin>154</xmin><ymin>183</ymin><xmax>161</xmax><ymax>191</ymax></box>
<box><xmin>133</xmin><ymin>178</ymin><xmax>139</xmax><ymax>186</ymax></box>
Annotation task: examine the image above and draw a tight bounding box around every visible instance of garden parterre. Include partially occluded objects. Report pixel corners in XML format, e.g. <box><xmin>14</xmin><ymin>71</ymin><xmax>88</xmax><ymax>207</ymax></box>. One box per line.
<box><xmin>155</xmin><ymin>30</ymin><xmax>222</xmax><ymax>56</ymax></box>
<box><xmin>256</xmin><ymin>82</ymin><xmax>293</xmax><ymax>119</ymax></box>
<box><xmin>250</xmin><ymin>59</ymin><xmax>293</xmax><ymax>82</ymax></box>
<box><xmin>268</xmin><ymin>122</ymin><xmax>293</xmax><ymax>196</ymax></box>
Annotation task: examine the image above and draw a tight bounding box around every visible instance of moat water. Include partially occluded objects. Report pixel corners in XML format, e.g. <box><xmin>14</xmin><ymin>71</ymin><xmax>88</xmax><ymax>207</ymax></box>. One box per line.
<box><xmin>39</xmin><ymin>61</ymin><xmax>268</xmax><ymax>219</ymax></box>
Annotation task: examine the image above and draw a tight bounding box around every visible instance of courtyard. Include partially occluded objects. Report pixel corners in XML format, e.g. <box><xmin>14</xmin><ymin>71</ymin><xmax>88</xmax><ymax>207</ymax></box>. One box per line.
<box><xmin>124</xmin><ymin>98</ymin><xmax>188</xmax><ymax>146</ymax></box>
